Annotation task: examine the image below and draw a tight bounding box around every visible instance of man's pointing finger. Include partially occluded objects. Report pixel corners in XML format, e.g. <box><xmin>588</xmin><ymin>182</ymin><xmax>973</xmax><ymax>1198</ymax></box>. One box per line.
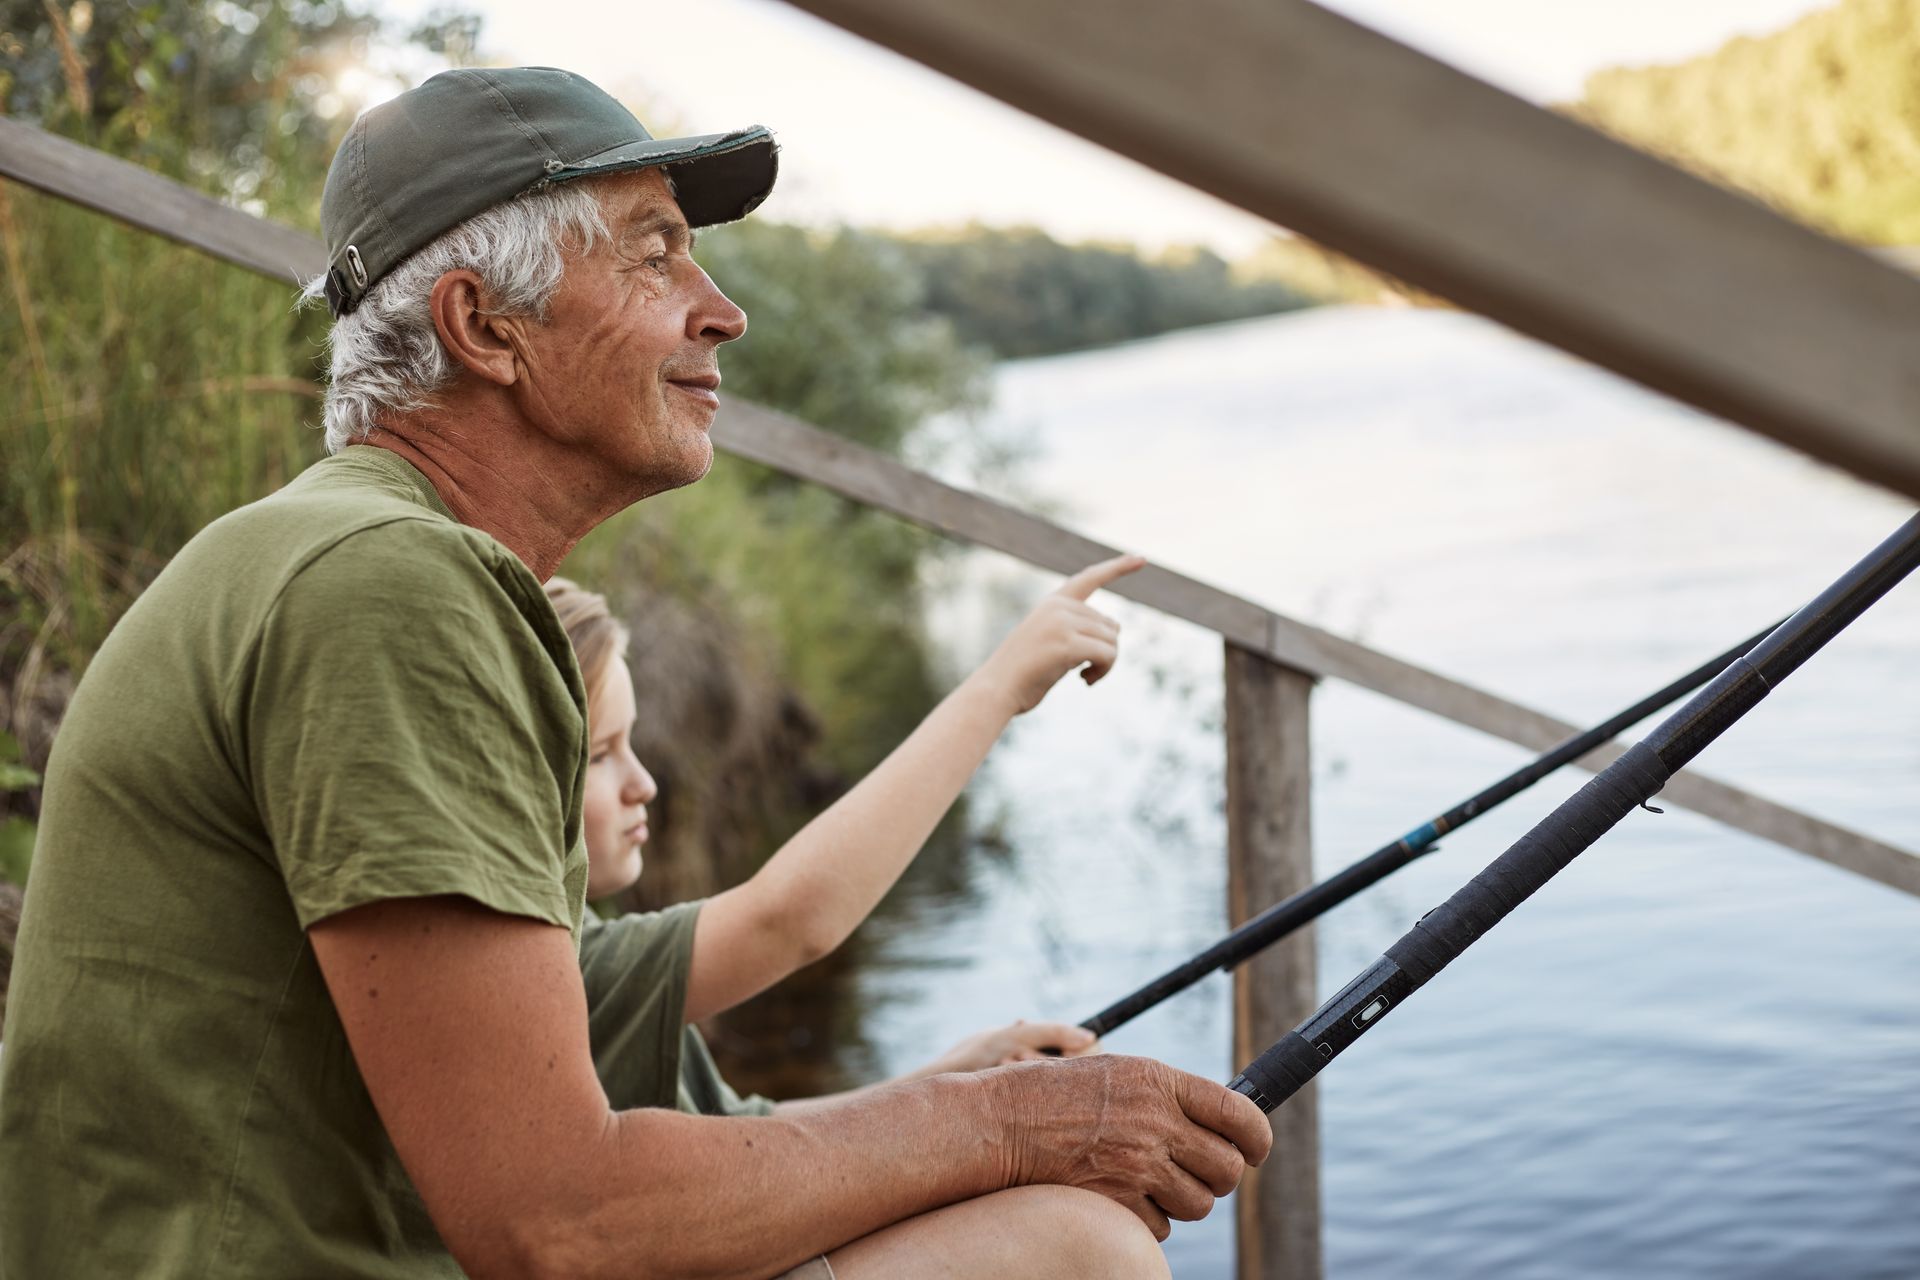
<box><xmin>1057</xmin><ymin>553</ymin><xmax>1146</xmax><ymax>602</ymax></box>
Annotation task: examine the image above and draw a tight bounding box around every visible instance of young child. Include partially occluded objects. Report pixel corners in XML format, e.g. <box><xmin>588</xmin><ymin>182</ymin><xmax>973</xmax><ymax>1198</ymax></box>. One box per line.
<box><xmin>546</xmin><ymin>555</ymin><xmax>1144</xmax><ymax>1114</ymax></box>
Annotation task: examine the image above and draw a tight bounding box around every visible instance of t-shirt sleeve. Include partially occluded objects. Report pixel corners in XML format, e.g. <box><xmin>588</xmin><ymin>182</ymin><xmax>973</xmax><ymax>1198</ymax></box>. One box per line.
<box><xmin>577</xmin><ymin>905</ymin><xmax>702</xmax><ymax>1111</ymax></box>
<box><xmin>678</xmin><ymin>1027</ymin><xmax>776</xmax><ymax>1118</ymax></box>
<box><xmin>239</xmin><ymin>519</ymin><xmax>587</xmax><ymax>932</ymax></box>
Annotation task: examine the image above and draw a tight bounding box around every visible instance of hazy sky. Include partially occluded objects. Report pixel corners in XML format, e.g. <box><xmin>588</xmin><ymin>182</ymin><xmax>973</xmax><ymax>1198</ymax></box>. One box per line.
<box><xmin>372</xmin><ymin>0</ymin><xmax>1829</xmax><ymax>254</ymax></box>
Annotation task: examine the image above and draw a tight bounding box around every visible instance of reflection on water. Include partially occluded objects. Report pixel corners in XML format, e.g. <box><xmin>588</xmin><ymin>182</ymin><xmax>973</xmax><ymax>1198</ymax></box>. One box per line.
<box><xmin>792</xmin><ymin>307</ymin><xmax>1917</xmax><ymax>1278</ymax></box>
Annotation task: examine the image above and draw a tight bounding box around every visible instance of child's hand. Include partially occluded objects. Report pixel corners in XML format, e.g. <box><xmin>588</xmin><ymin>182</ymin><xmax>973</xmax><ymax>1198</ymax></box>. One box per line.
<box><xmin>975</xmin><ymin>554</ymin><xmax>1145</xmax><ymax>716</ymax></box>
<box><xmin>922</xmin><ymin>1020</ymin><xmax>1102</xmax><ymax>1075</ymax></box>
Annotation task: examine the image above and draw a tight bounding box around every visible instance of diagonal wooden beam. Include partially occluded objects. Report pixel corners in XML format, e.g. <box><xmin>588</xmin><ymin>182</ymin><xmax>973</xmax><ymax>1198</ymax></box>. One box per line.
<box><xmin>779</xmin><ymin>0</ymin><xmax>1920</xmax><ymax>502</ymax></box>
<box><xmin>0</xmin><ymin>117</ymin><xmax>324</xmax><ymax>282</ymax></box>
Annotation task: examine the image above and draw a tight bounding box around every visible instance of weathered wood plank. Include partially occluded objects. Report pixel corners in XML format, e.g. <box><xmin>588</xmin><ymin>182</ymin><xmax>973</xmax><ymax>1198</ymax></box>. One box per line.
<box><xmin>1225</xmin><ymin>648</ymin><xmax>1321</xmax><ymax>1280</ymax></box>
<box><xmin>0</xmin><ymin>117</ymin><xmax>324</xmax><ymax>282</ymax></box>
<box><xmin>777</xmin><ymin>0</ymin><xmax>1920</xmax><ymax>502</ymax></box>
<box><xmin>5</xmin><ymin>119</ymin><xmax>1912</xmax><ymax>899</ymax></box>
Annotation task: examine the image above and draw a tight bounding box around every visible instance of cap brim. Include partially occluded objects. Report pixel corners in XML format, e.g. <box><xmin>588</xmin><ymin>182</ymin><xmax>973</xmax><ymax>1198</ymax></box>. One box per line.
<box><xmin>556</xmin><ymin>126</ymin><xmax>778</xmax><ymax>227</ymax></box>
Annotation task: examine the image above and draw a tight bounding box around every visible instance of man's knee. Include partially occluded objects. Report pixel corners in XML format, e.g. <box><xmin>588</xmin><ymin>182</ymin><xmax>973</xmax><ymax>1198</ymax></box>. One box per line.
<box><xmin>998</xmin><ymin>1186</ymin><xmax>1170</xmax><ymax>1279</ymax></box>
<box><xmin>828</xmin><ymin>1184</ymin><xmax>1170</xmax><ymax>1280</ymax></box>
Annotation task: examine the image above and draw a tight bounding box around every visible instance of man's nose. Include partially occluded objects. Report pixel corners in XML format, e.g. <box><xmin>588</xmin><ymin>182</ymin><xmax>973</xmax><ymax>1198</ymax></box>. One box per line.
<box><xmin>690</xmin><ymin>265</ymin><xmax>747</xmax><ymax>344</ymax></box>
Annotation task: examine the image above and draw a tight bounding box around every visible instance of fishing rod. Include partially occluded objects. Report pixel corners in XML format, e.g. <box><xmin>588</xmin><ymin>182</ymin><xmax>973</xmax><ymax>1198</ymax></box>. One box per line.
<box><xmin>1227</xmin><ymin>511</ymin><xmax>1920</xmax><ymax>1114</ymax></box>
<box><xmin>1072</xmin><ymin>617</ymin><xmax>1783</xmax><ymax>1043</ymax></box>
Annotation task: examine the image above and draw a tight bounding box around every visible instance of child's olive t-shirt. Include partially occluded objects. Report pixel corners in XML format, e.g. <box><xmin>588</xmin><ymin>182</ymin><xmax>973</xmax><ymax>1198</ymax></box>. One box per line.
<box><xmin>0</xmin><ymin>446</ymin><xmax>596</xmax><ymax>1277</ymax></box>
<box><xmin>577</xmin><ymin>905</ymin><xmax>775</xmax><ymax>1119</ymax></box>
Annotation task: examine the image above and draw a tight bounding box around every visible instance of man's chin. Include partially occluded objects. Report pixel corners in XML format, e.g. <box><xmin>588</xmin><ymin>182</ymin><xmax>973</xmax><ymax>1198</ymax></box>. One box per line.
<box><xmin>615</xmin><ymin>423</ymin><xmax>714</xmax><ymax>499</ymax></box>
<box><xmin>668</xmin><ymin>432</ymin><xmax>716</xmax><ymax>489</ymax></box>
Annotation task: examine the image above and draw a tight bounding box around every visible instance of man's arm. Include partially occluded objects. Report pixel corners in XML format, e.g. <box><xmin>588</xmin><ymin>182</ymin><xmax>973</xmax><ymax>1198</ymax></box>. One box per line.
<box><xmin>685</xmin><ymin>555</ymin><xmax>1142</xmax><ymax>1023</ymax></box>
<box><xmin>310</xmin><ymin>894</ymin><xmax>1269</xmax><ymax>1279</ymax></box>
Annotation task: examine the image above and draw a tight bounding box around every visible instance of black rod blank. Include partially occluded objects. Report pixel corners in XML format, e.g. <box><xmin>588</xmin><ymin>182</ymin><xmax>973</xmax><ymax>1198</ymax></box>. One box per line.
<box><xmin>1228</xmin><ymin>511</ymin><xmax>1920</xmax><ymax>1113</ymax></box>
<box><xmin>1077</xmin><ymin>620</ymin><xmax>1782</xmax><ymax>1040</ymax></box>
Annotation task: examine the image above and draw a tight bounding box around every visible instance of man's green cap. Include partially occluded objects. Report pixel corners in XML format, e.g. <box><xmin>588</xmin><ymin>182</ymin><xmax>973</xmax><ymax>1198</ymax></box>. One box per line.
<box><xmin>320</xmin><ymin>66</ymin><xmax>777</xmax><ymax>317</ymax></box>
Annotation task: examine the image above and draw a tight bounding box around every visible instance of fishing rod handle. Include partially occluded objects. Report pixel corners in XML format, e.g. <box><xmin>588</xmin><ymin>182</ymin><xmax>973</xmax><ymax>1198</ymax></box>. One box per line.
<box><xmin>1229</xmin><ymin>741</ymin><xmax>1671</xmax><ymax>1114</ymax></box>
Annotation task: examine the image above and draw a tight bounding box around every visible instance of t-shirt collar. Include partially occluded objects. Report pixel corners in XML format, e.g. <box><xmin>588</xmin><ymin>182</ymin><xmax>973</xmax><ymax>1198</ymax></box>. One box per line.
<box><xmin>342</xmin><ymin>444</ymin><xmax>459</xmax><ymax>524</ymax></box>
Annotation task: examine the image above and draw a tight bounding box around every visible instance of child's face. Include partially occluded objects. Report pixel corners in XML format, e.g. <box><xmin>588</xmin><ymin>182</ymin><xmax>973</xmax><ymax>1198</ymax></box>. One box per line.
<box><xmin>582</xmin><ymin>657</ymin><xmax>656</xmax><ymax>899</ymax></box>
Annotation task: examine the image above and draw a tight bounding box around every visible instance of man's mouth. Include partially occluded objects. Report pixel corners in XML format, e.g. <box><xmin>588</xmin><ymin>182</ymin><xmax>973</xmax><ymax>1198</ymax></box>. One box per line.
<box><xmin>667</xmin><ymin>372</ymin><xmax>721</xmax><ymax>407</ymax></box>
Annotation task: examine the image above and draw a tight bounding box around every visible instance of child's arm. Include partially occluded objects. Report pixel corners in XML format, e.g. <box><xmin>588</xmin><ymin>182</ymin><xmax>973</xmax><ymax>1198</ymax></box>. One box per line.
<box><xmin>684</xmin><ymin>554</ymin><xmax>1145</xmax><ymax>1022</ymax></box>
<box><xmin>773</xmin><ymin>1020</ymin><xmax>1103</xmax><ymax>1115</ymax></box>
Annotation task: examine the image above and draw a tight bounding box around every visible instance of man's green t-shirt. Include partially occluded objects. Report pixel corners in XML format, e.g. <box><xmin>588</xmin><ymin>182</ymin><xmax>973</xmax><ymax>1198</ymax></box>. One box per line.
<box><xmin>0</xmin><ymin>447</ymin><xmax>605</xmax><ymax>1277</ymax></box>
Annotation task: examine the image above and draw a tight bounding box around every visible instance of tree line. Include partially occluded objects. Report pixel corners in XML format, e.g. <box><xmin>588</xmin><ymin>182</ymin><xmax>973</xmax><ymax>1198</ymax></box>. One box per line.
<box><xmin>1572</xmin><ymin>0</ymin><xmax>1920</xmax><ymax>245</ymax></box>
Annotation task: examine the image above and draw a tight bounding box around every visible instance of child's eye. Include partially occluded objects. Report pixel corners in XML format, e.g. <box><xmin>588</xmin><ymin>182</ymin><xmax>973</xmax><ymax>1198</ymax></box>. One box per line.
<box><xmin>589</xmin><ymin>751</ymin><xmax>610</xmax><ymax>765</ymax></box>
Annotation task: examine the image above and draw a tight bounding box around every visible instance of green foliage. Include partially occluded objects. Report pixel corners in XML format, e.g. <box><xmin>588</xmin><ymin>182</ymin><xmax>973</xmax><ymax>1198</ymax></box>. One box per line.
<box><xmin>0</xmin><ymin>819</ymin><xmax>32</xmax><ymax>889</ymax></box>
<box><xmin>1</xmin><ymin>0</ymin><xmax>383</xmax><ymax>228</ymax></box>
<box><xmin>0</xmin><ymin>2</ymin><xmax>377</xmax><ymax>683</ymax></box>
<box><xmin>0</xmin><ymin>731</ymin><xmax>37</xmax><ymax>793</ymax></box>
<box><xmin>0</xmin><ymin>733</ymin><xmax>37</xmax><ymax>887</ymax></box>
<box><xmin>1573</xmin><ymin>0</ymin><xmax>1920</xmax><ymax>243</ymax></box>
<box><xmin>0</xmin><ymin>184</ymin><xmax>327</xmax><ymax>674</ymax></box>
<box><xmin>879</xmin><ymin>224</ymin><xmax>1312</xmax><ymax>358</ymax></box>
<box><xmin>1234</xmin><ymin>234</ymin><xmax>1423</xmax><ymax>307</ymax></box>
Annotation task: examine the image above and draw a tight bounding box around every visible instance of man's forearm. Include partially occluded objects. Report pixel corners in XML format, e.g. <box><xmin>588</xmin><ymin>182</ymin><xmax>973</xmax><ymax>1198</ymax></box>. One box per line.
<box><xmin>537</xmin><ymin>1071</ymin><xmax>1012</xmax><ymax>1279</ymax></box>
<box><xmin>772</xmin><ymin>1062</ymin><xmax>950</xmax><ymax>1117</ymax></box>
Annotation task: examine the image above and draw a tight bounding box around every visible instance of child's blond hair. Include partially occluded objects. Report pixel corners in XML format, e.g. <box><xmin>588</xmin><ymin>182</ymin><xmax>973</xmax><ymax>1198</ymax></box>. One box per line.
<box><xmin>544</xmin><ymin>577</ymin><xmax>631</xmax><ymax>707</ymax></box>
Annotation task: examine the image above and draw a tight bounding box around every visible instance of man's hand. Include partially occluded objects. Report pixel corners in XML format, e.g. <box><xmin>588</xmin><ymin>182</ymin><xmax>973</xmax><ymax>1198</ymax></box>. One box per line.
<box><xmin>917</xmin><ymin>1020</ymin><xmax>1101</xmax><ymax>1076</ymax></box>
<box><xmin>972</xmin><ymin>554</ymin><xmax>1145</xmax><ymax>716</ymax></box>
<box><xmin>993</xmin><ymin>1054</ymin><xmax>1273</xmax><ymax>1241</ymax></box>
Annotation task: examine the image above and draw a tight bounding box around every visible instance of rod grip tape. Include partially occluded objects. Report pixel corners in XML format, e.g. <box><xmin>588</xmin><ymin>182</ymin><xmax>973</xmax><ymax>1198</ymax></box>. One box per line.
<box><xmin>1229</xmin><ymin>1032</ymin><xmax>1324</xmax><ymax>1113</ymax></box>
<box><xmin>1386</xmin><ymin>741</ymin><xmax>1671</xmax><ymax>986</ymax></box>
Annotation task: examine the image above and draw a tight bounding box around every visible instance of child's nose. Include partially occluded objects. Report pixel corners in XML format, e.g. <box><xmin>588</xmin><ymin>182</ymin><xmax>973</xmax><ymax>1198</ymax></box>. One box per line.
<box><xmin>629</xmin><ymin>762</ymin><xmax>658</xmax><ymax>804</ymax></box>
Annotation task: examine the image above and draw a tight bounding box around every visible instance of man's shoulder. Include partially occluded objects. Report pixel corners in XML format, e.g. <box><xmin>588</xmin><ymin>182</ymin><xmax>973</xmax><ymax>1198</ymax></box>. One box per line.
<box><xmin>218</xmin><ymin>446</ymin><xmax>472</xmax><ymax>568</ymax></box>
<box><xmin>94</xmin><ymin>446</ymin><xmax>555</xmax><ymax>707</ymax></box>
<box><xmin>183</xmin><ymin>446</ymin><xmax>534</xmax><ymax>618</ymax></box>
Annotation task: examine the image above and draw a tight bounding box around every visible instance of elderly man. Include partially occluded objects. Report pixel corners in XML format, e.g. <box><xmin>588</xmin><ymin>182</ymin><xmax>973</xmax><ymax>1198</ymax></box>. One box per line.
<box><xmin>0</xmin><ymin>69</ymin><xmax>1269</xmax><ymax>1278</ymax></box>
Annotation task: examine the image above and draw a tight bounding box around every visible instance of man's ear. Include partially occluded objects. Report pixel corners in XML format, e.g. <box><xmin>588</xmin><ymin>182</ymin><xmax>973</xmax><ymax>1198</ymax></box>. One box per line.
<box><xmin>429</xmin><ymin>269</ymin><xmax>522</xmax><ymax>387</ymax></box>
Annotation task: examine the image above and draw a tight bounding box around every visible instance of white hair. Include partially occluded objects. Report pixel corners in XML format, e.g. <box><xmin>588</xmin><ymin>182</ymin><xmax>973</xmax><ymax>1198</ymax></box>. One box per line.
<box><xmin>299</xmin><ymin>177</ymin><xmax>624</xmax><ymax>454</ymax></box>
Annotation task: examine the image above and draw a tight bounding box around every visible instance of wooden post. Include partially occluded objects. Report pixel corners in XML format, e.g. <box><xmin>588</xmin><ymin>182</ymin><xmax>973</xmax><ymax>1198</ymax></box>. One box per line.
<box><xmin>1224</xmin><ymin>643</ymin><xmax>1321</xmax><ymax>1280</ymax></box>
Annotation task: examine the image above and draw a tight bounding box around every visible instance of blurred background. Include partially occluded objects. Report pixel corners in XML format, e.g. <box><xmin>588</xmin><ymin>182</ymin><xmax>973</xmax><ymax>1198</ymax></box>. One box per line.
<box><xmin>2</xmin><ymin>1</ymin><xmax>1917</xmax><ymax>1275</ymax></box>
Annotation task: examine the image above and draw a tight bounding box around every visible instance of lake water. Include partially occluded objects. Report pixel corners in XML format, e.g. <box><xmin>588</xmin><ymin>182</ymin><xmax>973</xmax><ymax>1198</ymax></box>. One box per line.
<box><xmin>854</xmin><ymin>306</ymin><xmax>1920</xmax><ymax>1278</ymax></box>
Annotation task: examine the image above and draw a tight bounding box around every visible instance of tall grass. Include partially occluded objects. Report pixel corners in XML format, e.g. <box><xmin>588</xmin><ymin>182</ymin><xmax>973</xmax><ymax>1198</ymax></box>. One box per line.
<box><xmin>0</xmin><ymin>181</ymin><xmax>326</xmax><ymax>683</ymax></box>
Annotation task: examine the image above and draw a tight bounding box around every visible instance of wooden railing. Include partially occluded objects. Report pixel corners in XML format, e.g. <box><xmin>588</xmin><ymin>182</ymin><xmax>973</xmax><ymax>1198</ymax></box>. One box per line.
<box><xmin>6</xmin><ymin>78</ymin><xmax>1918</xmax><ymax>1279</ymax></box>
